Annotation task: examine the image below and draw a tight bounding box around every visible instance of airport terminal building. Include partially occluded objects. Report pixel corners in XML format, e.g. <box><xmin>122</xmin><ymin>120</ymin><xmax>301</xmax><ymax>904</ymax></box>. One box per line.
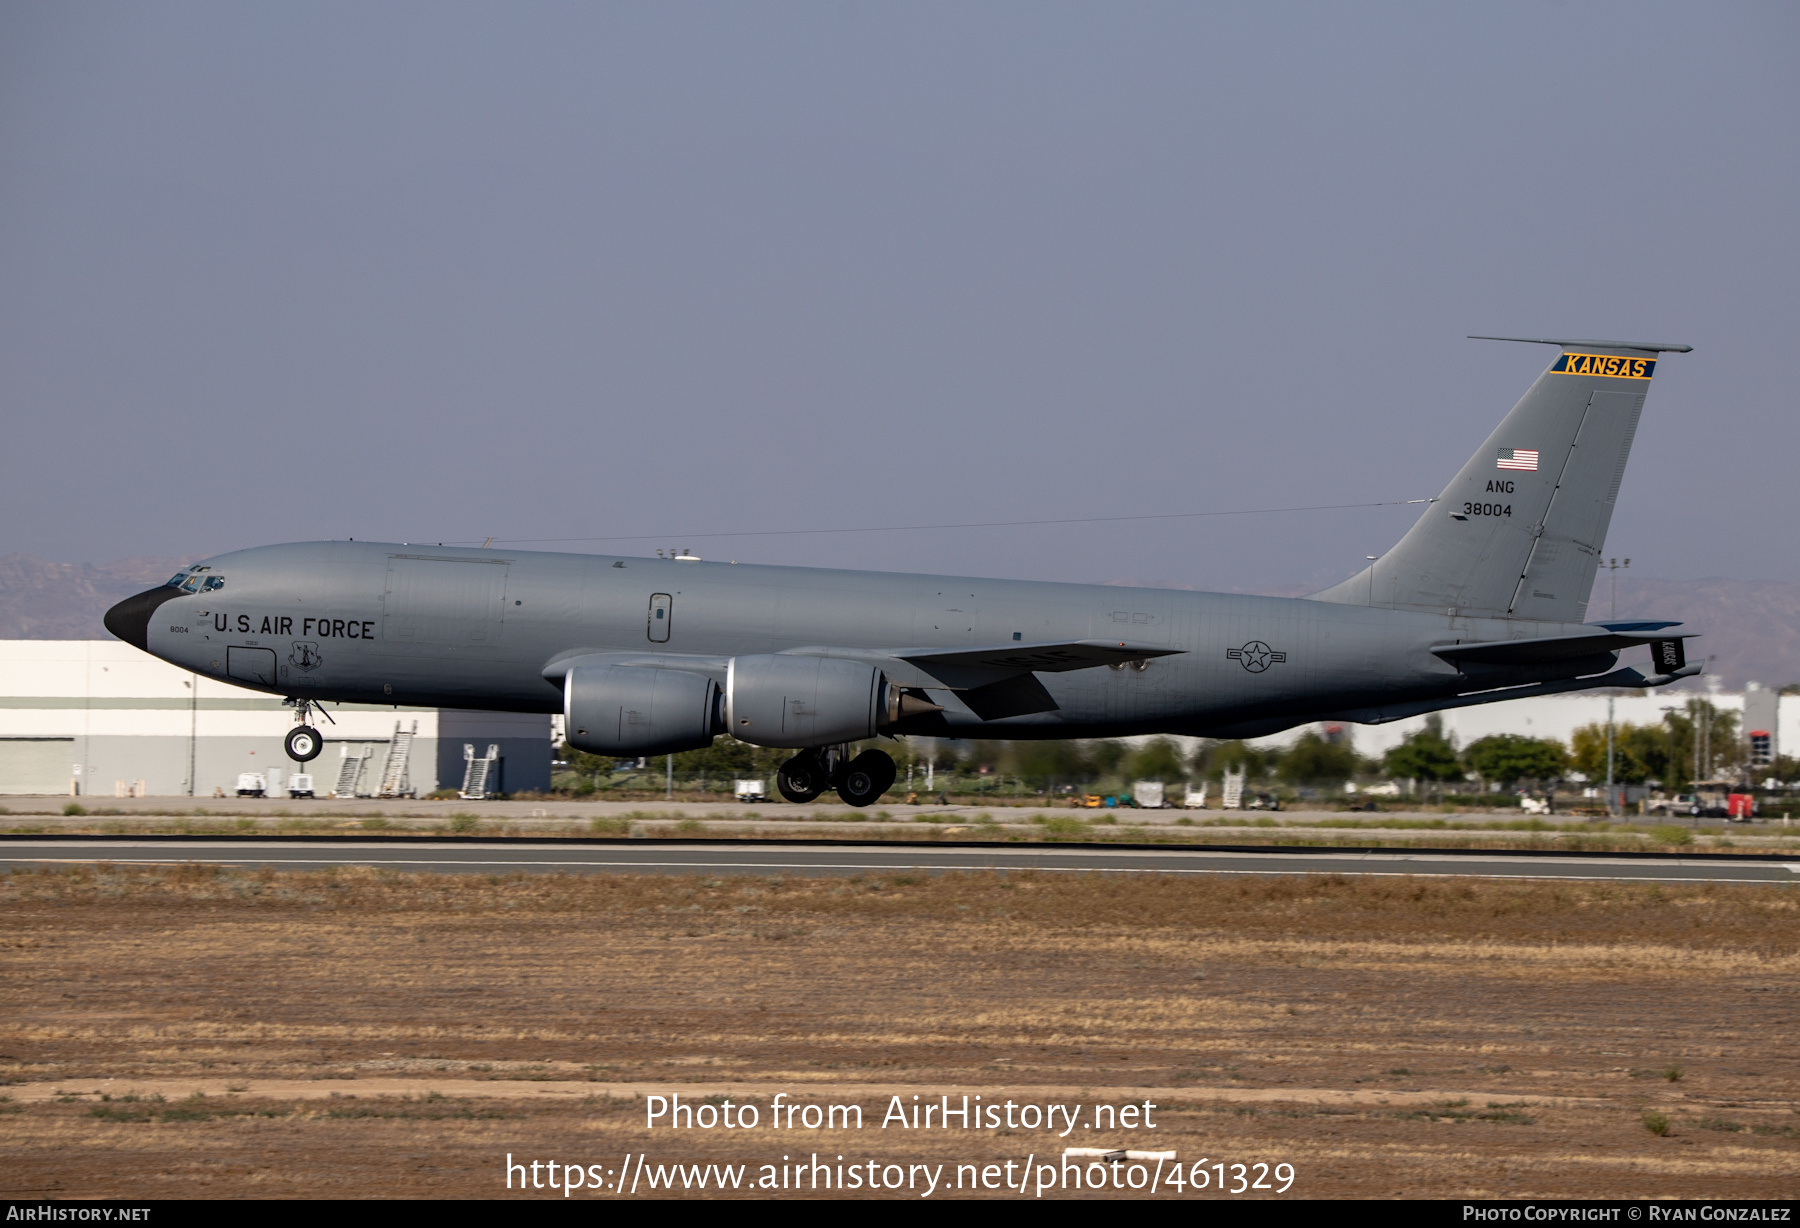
<box><xmin>0</xmin><ymin>641</ymin><xmax>552</xmax><ymax>798</ymax></box>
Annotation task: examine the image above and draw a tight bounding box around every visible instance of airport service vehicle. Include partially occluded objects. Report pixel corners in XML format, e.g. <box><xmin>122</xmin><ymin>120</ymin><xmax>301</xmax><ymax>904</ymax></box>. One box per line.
<box><xmin>287</xmin><ymin>773</ymin><xmax>315</xmax><ymax>799</ymax></box>
<box><xmin>1648</xmin><ymin>788</ymin><xmax>1757</xmax><ymax>821</ymax></box>
<box><xmin>1131</xmin><ymin>781</ymin><xmax>1167</xmax><ymax>809</ymax></box>
<box><xmin>734</xmin><ymin>779</ymin><xmax>768</xmax><ymax>802</ymax></box>
<box><xmin>235</xmin><ymin>772</ymin><xmax>266</xmax><ymax>798</ymax></box>
<box><xmin>1647</xmin><ymin>792</ymin><xmax>1702</xmax><ymax>817</ymax></box>
<box><xmin>105</xmin><ymin>337</ymin><xmax>1700</xmax><ymax>808</ymax></box>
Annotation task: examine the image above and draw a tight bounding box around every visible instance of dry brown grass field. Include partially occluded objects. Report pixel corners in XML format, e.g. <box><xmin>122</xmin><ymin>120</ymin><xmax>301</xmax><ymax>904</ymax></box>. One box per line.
<box><xmin>2</xmin><ymin>864</ymin><xmax>1797</xmax><ymax>1200</ymax></box>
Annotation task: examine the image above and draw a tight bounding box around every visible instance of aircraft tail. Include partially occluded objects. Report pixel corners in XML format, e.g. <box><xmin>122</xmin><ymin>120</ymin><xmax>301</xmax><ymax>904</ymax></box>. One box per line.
<box><xmin>1311</xmin><ymin>337</ymin><xmax>1689</xmax><ymax>623</ymax></box>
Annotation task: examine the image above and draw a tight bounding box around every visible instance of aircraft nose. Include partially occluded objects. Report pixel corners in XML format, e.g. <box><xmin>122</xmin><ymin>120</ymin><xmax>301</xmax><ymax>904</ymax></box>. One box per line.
<box><xmin>103</xmin><ymin>586</ymin><xmax>182</xmax><ymax>652</ymax></box>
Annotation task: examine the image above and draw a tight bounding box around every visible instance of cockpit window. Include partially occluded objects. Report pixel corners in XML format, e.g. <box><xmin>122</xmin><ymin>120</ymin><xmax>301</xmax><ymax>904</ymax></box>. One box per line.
<box><xmin>164</xmin><ymin>568</ymin><xmax>221</xmax><ymax>594</ymax></box>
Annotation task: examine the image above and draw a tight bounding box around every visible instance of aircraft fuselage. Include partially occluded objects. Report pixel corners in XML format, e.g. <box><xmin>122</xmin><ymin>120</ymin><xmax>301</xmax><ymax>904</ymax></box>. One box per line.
<box><xmin>114</xmin><ymin>539</ymin><xmax>1608</xmax><ymax>741</ymax></box>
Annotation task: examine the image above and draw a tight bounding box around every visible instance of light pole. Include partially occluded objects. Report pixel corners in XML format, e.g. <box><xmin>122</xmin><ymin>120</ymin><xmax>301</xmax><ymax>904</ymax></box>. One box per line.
<box><xmin>1602</xmin><ymin>558</ymin><xmax>1629</xmax><ymax>816</ymax></box>
<box><xmin>188</xmin><ymin>674</ymin><xmax>198</xmax><ymax>797</ymax></box>
<box><xmin>1604</xmin><ymin>557</ymin><xmax>1631</xmax><ymax>622</ymax></box>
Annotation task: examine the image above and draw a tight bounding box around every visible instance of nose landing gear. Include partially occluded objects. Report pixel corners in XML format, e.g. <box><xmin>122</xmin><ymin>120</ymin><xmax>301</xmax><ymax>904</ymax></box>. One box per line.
<box><xmin>282</xmin><ymin>696</ymin><xmax>333</xmax><ymax>763</ymax></box>
<box><xmin>775</xmin><ymin>747</ymin><xmax>897</xmax><ymax>807</ymax></box>
<box><xmin>285</xmin><ymin>725</ymin><xmax>322</xmax><ymax>762</ymax></box>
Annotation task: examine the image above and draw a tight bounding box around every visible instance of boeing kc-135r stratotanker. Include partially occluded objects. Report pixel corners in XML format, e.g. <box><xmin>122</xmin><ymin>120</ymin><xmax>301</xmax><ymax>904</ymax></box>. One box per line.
<box><xmin>107</xmin><ymin>337</ymin><xmax>1700</xmax><ymax>806</ymax></box>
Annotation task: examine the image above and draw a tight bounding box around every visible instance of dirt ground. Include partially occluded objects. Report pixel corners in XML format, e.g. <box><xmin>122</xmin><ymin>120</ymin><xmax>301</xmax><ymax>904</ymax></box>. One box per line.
<box><xmin>2</xmin><ymin>864</ymin><xmax>1797</xmax><ymax>1200</ymax></box>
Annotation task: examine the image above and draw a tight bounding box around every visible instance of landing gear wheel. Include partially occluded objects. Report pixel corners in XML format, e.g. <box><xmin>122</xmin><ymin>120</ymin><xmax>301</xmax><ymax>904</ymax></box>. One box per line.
<box><xmin>285</xmin><ymin>725</ymin><xmax>323</xmax><ymax>763</ymax></box>
<box><xmin>776</xmin><ymin>754</ymin><xmax>827</xmax><ymax>803</ymax></box>
<box><xmin>836</xmin><ymin>749</ymin><xmax>897</xmax><ymax>808</ymax></box>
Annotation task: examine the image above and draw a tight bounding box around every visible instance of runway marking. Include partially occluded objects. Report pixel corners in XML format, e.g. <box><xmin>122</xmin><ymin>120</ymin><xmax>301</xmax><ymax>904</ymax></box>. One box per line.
<box><xmin>4</xmin><ymin>855</ymin><xmax>1792</xmax><ymax>885</ymax></box>
<box><xmin>10</xmin><ymin>839</ymin><xmax>1791</xmax><ymax>868</ymax></box>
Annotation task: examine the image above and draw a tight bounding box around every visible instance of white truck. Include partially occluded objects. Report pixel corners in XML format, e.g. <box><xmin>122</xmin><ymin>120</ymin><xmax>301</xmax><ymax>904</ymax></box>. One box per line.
<box><xmin>235</xmin><ymin>772</ymin><xmax>266</xmax><ymax>797</ymax></box>
<box><xmin>734</xmin><ymin>779</ymin><xmax>767</xmax><ymax>802</ymax></box>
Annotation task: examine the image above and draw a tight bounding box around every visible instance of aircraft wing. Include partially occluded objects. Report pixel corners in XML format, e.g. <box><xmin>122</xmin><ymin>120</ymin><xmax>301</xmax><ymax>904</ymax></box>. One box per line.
<box><xmin>895</xmin><ymin>640</ymin><xmax>1183</xmax><ymax>675</ymax></box>
<box><xmin>540</xmin><ymin>650</ymin><xmax>729</xmax><ymax>685</ymax></box>
<box><xmin>538</xmin><ymin>641</ymin><xmax>1184</xmax><ymax>723</ymax></box>
<box><xmin>779</xmin><ymin>640</ymin><xmax>1181</xmax><ymax>688</ymax></box>
<box><xmin>777</xmin><ymin>640</ymin><xmax>1184</xmax><ymax>719</ymax></box>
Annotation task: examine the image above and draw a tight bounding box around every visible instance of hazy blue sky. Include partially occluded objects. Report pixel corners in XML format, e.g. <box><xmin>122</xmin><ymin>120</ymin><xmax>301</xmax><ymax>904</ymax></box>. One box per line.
<box><xmin>2</xmin><ymin>3</ymin><xmax>1795</xmax><ymax>592</ymax></box>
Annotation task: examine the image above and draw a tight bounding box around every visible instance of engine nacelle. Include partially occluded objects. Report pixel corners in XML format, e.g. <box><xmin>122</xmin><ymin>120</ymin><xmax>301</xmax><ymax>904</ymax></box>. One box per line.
<box><xmin>726</xmin><ymin>654</ymin><xmax>885</xmax><ymax>748</ymax></box>
<box><xmin>564</xmin><ymin>664</ymin><xmax>721</xmax><ymax>757</ymax></box>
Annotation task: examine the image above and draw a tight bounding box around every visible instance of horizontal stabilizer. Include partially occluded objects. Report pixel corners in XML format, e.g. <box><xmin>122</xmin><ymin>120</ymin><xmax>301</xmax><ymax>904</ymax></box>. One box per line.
<box><xmin>1432</xmin><ymin>624</ymin><xmax>1695</xmax><ymax>668</ymax></box>
<box><xmin>1468</xmin><ymin>336</ymin><xmax>1693</xmax><ymax>353</ymax></box>
<box><xmin>1326</xmin><ymin>661</ymin><xmax>1702</xmax><ymax>727</ymax></box>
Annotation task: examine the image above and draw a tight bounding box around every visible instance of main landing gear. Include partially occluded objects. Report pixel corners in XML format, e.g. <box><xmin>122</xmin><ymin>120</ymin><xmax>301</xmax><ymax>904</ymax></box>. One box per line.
<box><xmin>776</xmin><ymin>747</ymin><xmax>897</xmax><ymax>808</ymax></box>
<box><xmin>282</xmin><ymin>696</ymin><xmax>332</xmax><ymax>763</ymax></box>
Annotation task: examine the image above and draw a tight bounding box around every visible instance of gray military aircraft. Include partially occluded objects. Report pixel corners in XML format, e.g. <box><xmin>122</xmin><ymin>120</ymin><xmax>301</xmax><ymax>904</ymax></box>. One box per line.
<box><xmin>106</xmin><ymin>336</ymin><xmax>1698</xmax><ymax>806</ymax></box>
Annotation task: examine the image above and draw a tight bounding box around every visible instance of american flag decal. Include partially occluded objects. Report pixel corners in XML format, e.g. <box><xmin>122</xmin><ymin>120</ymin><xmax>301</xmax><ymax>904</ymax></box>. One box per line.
<box><xmin>1496</xmin><ymin>448</ymin><xmax>1539</xmax><ymax>471</ymax></box>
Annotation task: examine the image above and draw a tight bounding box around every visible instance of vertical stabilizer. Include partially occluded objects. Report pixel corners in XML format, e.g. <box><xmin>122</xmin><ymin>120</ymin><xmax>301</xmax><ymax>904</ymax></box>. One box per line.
<box><xmin>1311</xmin><ymin>338</ymin><xmax>1688</xmax><ymax>622</ymax></box>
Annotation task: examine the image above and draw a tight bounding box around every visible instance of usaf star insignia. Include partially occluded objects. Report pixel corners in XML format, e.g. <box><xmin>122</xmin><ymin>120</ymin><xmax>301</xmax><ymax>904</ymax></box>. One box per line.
<box><xmin>1227</xmin><ymin>641</ymin><xmax>1286</xmax><ymax>673</ymax></box>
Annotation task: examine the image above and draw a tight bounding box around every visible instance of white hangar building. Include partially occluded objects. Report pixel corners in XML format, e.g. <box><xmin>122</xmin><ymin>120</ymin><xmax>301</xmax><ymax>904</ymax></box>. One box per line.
<box><xmin>0</xmin><ymin>641</ymin><xmax>553</xmax><ymax>798</ymax></box>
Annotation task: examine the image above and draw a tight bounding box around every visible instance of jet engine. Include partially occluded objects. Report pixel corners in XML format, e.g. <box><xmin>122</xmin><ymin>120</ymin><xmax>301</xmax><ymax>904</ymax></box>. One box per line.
<box><xmin>564</xmin><ymin>664</ymin><xmax>722</xmax><ymax>757</ymax></box>
<box><xmin>725</xmin><ymin>654</ymin><xmax>939</xmax><ymax>748</ymax></box>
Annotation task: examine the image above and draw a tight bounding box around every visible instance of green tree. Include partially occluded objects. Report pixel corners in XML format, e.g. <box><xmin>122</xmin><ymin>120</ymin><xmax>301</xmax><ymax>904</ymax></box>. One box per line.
<box><xmin>557</xmin><ymin>743</ymin><xmax>616</xmax><ymax>794</ymax></box>
<box><xmin>670</xmin><ymin>736</ymin><xmax>769</xmax><ymax>790</ymax></box>
<box><xmin>1620</xmin><ymin>723</ymin><xmax>1673</xmax><ymax>784</ymax></box>
<box><xmin>1205</xmin><ymin>740</ymin><xmax>1275</xmax><ymax>780</ymax></box>
<box><xmin>1570</xmin><ymin>721</ymin><xmax>1670</xmax><ymax>785</ymax></box>
<box><xmin>1661</xmin><ymin>697</ymin><xmax>1740</xmax><ymax>783</ymax></box>
<box><xmin>1462</xmin><ymin>734</ymin><xmax>1567</xmax><ymax>786</ymax></box>
<box><xmin>1130</xmin><ymin>737</ymin><xmax>1188</xmax><ymax>782</ymax></box>
<box><xmin>1382</xmin><ymin>716</ymin><xmax>1461</xmax><ymax>788</ymax></box>
<box><xmin>1277</xmin><ymin>730</ymin><xmax>1360</xmax><ymax>784</ymax></box>
<box><xmin>1086</xmin><ymin>739</ymin><xmax>1130</xmax><ymax>781</ymax></box>
<box><xmin>1011</xmin><ymin>740</ymin><xmax>1092</xmax><ymax>790</ymax></box>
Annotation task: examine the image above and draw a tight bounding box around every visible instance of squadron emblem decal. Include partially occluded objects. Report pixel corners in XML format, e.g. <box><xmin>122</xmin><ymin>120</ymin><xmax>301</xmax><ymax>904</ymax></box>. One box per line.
<box><xmin>289</xmin><ymin>642</ymin><xmax>322</xmax><ymax>673</ymax></box>
<box><xmin>1228</xmin><ymin>641</ymin><xmax>1286</xmax><ymax>673</ymax></box>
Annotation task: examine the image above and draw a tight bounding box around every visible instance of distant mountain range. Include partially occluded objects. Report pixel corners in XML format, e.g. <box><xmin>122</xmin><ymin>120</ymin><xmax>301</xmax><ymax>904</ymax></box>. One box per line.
<box><xmin>0</xmin><ymin>554</ymin><xmax>198</xmax><ymax>640</ymax></box>
<box><xmin>1607</xmin><ymin>574</ymin><xmax>1800</xmax><ymax>692</ymax></box>
<box><xmin>3</xmin><ymin>553</ymin><xmax>1794</xmax><ymax>691</ymax></box>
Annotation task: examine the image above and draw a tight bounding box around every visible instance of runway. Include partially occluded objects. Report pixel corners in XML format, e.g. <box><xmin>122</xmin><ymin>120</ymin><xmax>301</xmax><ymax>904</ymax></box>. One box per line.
<box><xmin>4</xmin><ymin>836</ymin><xmax>1799</xmax><ymax>884</ymax></box>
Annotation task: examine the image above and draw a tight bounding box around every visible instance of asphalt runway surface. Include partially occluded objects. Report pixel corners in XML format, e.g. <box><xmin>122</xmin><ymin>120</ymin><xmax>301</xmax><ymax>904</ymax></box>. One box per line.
<box><xmin>4</xmin><ymin>837</ymin><xmax>1799</xmax><ymax>885</ymax></box>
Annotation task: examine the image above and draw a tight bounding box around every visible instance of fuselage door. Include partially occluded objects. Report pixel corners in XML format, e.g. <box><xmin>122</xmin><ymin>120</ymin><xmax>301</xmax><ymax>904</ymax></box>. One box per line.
<box><xmin>648</xmin><ymin>593</ymin><xmax>672</xmax><ymax>643</ymax></box>
<box><xmin>382</xmin><ymin>555</ymin><xmax>510</xmax><ymax>644</ymax></box>
<box><xmin>226</xmin><ymin>646</ymin><xmax>278</xmax><ymax>687</ymax></box>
